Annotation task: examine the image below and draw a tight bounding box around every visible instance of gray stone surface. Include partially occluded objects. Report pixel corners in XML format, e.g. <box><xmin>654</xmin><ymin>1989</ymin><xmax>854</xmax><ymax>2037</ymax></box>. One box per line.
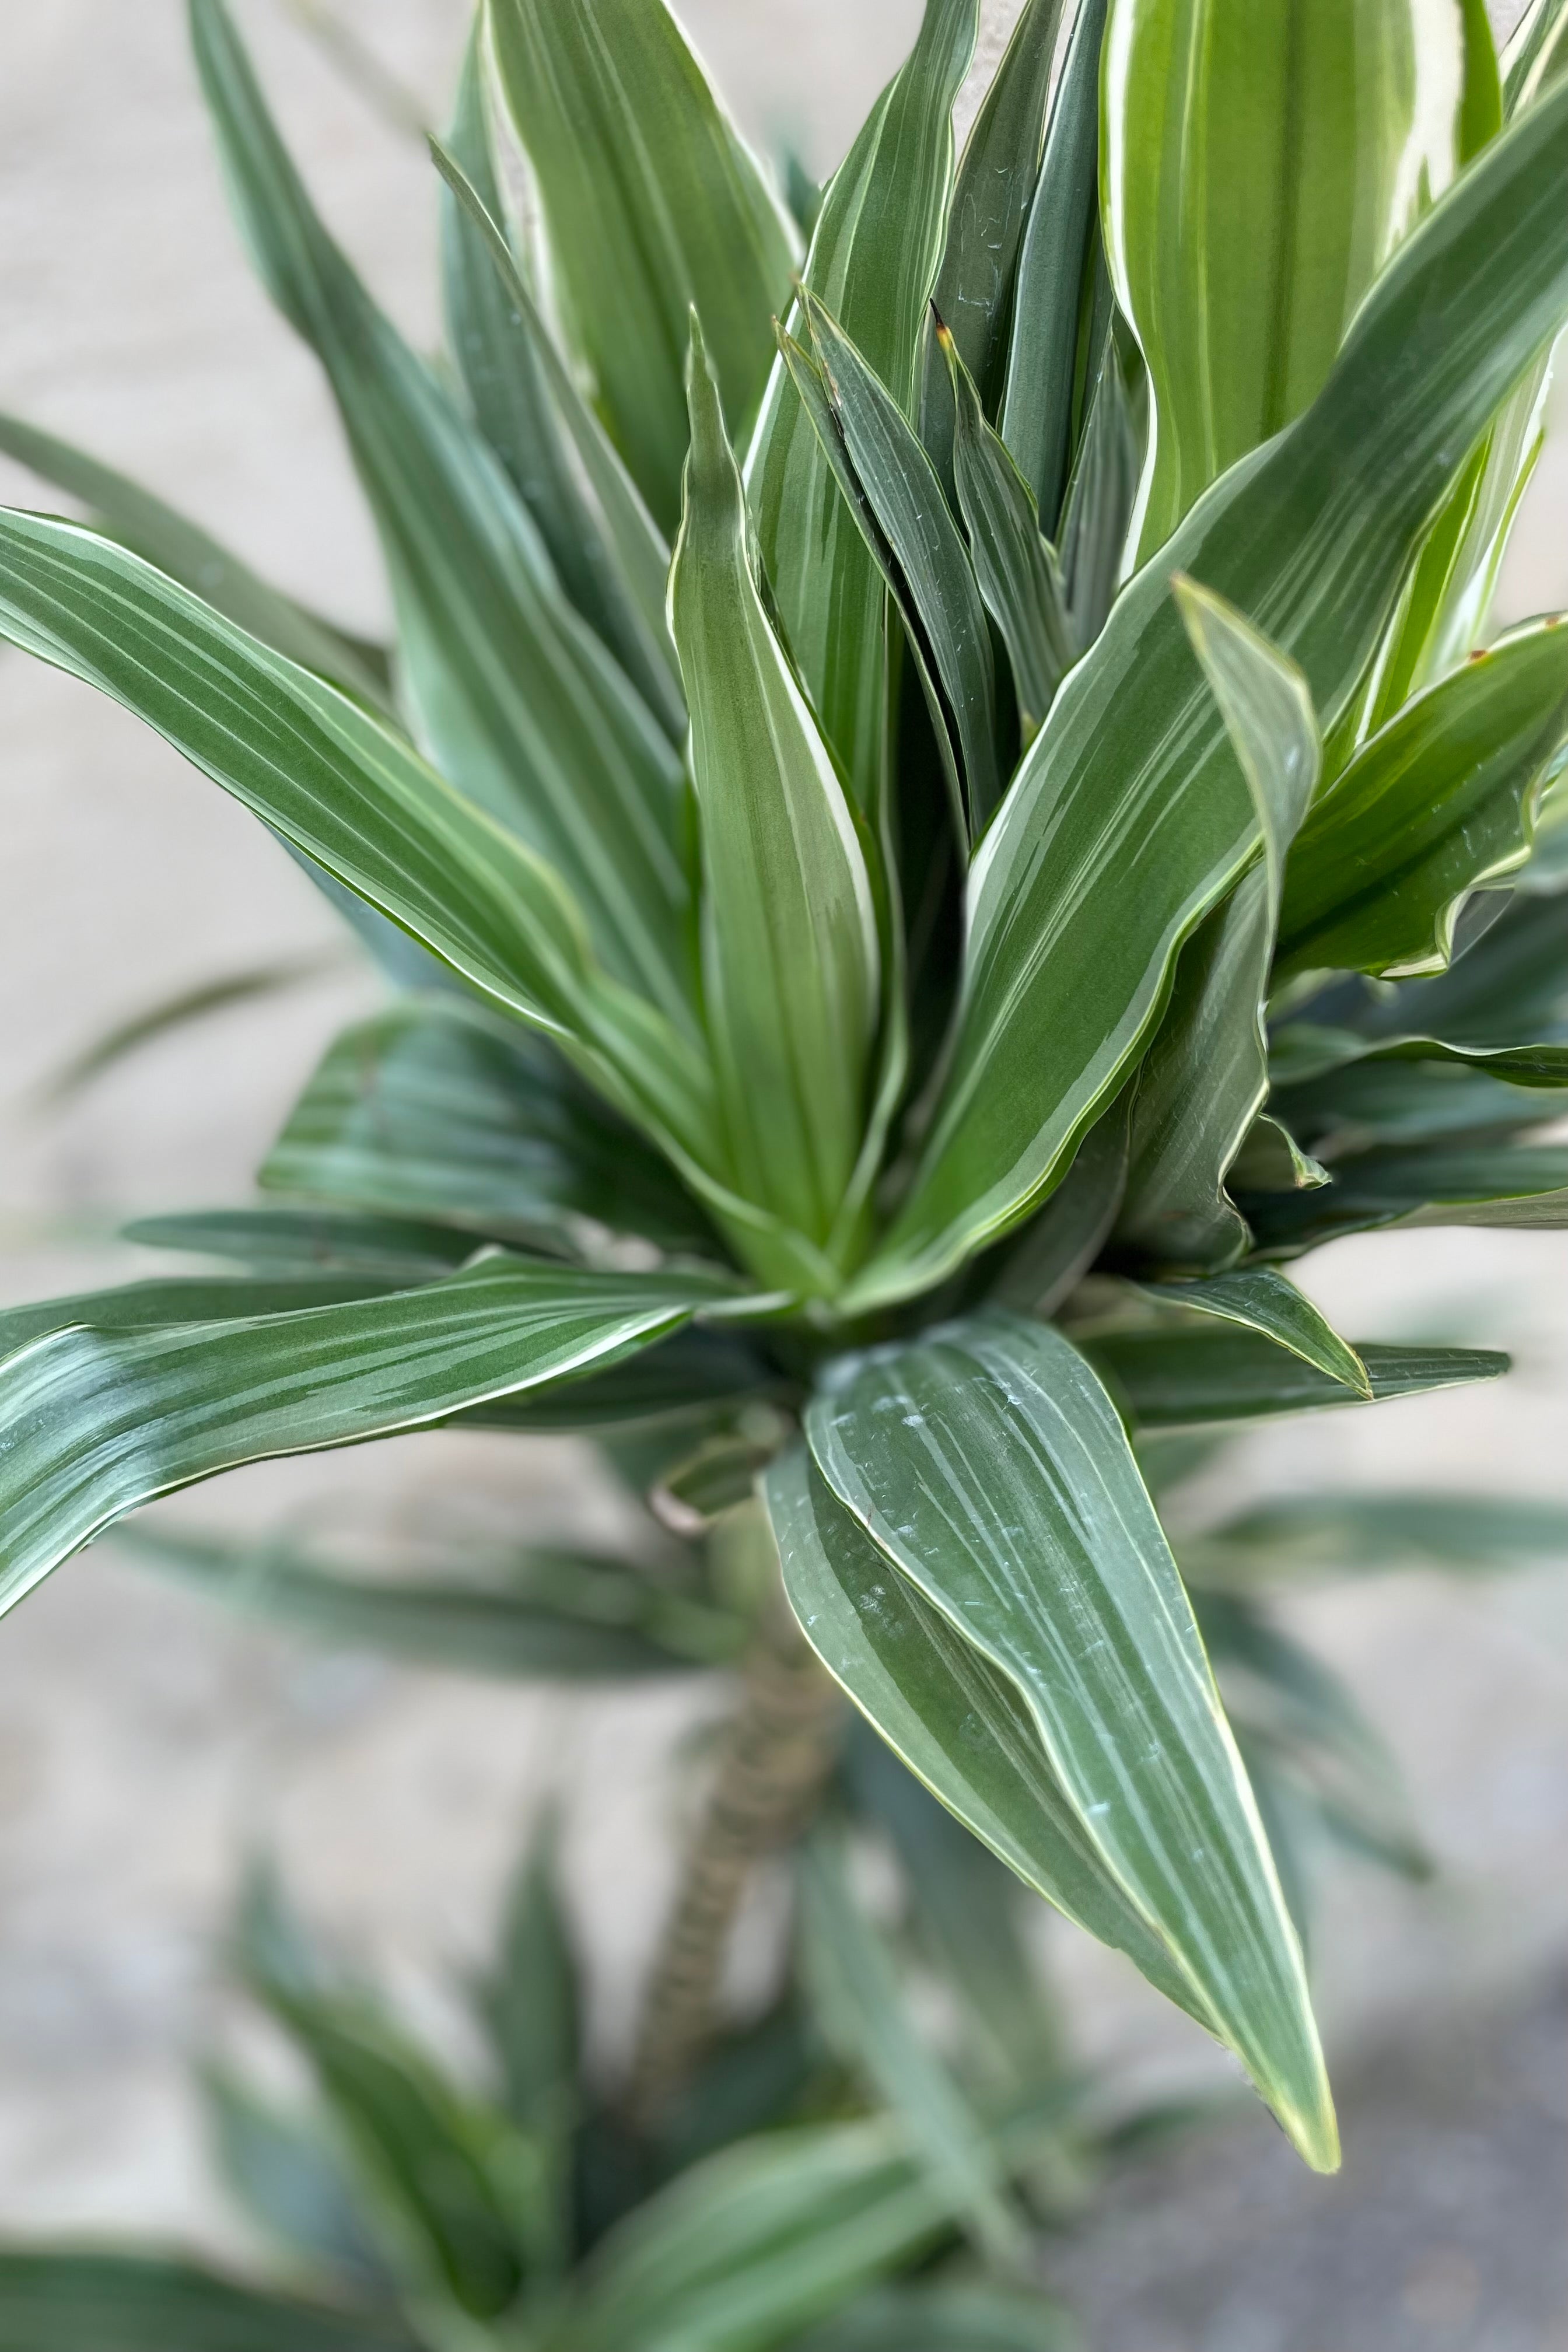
<box><xmin>0</xmin><ymin>2</ymin><xmax>1564</xmax><ymax>2320</ymax></box>
<box><xmin>1050</xmin><ymin>1973</ymin><xmax>1568</xmax><ymax>2352</ymax></box>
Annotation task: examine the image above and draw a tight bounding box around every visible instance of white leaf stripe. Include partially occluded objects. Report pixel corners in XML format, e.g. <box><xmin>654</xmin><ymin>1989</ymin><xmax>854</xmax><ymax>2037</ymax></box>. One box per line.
<box><xmin>194</xmin><ymin>0</ymin><xmax>694</xmax><ymax>1020</ymax></box>
<box><xmin>0</xmin><ymin>512</ymin><xmax>722</xmax><ymax>1175</ymax></box>
<box><xmin>862</xmin><ymin>72</ymin><xmax>1568</xmax><ymax>1302</ymax></box>
<box><xmin>805</xmin><ymin>1315</ymin><xmax>1336</xmax><ymax>2169</ymax></box>
<box><xmin>767</xmin><ymin>1448</ymin><xmax>1216</xmax><ymax>2025</ymax></box>
<box><xmin>0</xmin><ymin>1258</ymin><xmax>733</xmax><ymax>1619</ymax></box>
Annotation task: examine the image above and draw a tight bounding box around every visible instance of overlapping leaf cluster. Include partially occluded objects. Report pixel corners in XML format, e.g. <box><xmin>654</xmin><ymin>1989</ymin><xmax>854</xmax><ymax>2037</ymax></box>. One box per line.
<box><xmin>0</xmin><ymin>1836</ymin><xmax>1084</xmax><ymax>2352</ymax></box>
<box><xmin>3</xmin><ymin>0</ymin><xmax>1568</xmax><ymax>2185</ymax></box>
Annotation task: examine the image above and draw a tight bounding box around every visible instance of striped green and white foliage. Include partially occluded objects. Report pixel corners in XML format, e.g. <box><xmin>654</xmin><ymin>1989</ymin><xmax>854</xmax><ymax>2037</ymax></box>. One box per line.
<box><xmin>1</xmin><ymin>0</ymin><xmax>1567</xmax><ymax>2185</ymax></box>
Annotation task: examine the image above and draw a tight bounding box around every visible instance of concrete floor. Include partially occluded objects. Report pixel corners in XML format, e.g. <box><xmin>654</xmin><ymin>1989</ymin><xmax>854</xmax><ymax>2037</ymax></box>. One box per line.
<box><xmin>0</xmin><ymin>0</ymin><xmax>1565</xmax><ymax>2329</ymax></box>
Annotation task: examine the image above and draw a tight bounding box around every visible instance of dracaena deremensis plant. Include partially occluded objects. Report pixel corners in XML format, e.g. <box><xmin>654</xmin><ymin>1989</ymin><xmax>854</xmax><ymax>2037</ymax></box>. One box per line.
<box><xmin>4</xmin><ymin>0</ymin><xmax>1568</xmax><ymax>2185</ymax></box>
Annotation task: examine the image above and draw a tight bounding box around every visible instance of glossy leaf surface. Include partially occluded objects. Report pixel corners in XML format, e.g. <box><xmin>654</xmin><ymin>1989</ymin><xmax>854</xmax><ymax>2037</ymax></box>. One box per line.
<box><xmin>0</xmin><ymin>511</ymin><xmax>719</xmax><ymax>1171</ymax></box>
<box><xmin>433</xmin><ymin>87</ymin><xmax>682</xmax><ymax>736</ymax></box>
<box><xmin>1086</xmin><ymin>1329</ymin><xmax>1508</xmax><ymax>1425</ymax></box>
<box><xmin>922</xmin><ymin>0</ymin><xmax>1068</xmax><ymax>487</ymax></box>
<box><xmin>804</xmin><ymin>296</ymin><xmax>1002</xmax><ymax>832</ymax></box>
<box><xmin>262</xmin><ymin>997</ymin><xmax>711</xmax><ymax>1250</ymax></box>
<box><xmin>0</xmin><ymin>1274</ymin><xmax>398</xmax><ymax>1363</ymax></box>
<box><xmin>748</xmin><ymin>0</ymin><xmax>978</xmax><ymax>815</ymax></box>
<box><xmin>768</xmin><ymin>1450</ymin><xmax>1208</xmax><ymax>2022</ymax></box>
<box><xmin>943</xmin><ymin>323</ymin><xmax>1074</xmax><ymax>741</ymax></box>
<box><xmin>803</xmin><ymin>1315</ymin><xmax>1335</xmax><ymax>2169</ymax></box>
<box><xmin>1121</xmin><ymin>1267</ymin><xmax>1370</xmax><ymax>1396</ymax></box>
<box><xmin>0</xmin><ymin>1258</ymin><xmax>732</xmax><ymax>1616</ymax></box>
<box><xmin>1105</xmin><ymin>0</ymin><xmax>1464</xmax><ymax>555</ymax></box>
<box><xmin>1278</xmin><ymin>618</ymin><xmax>1568</xmax><ymax>980</ymax></box>
<box><xmin>1116</xmin><ymin>581</ymin><xmax>1320</xmax><ymax>1269</ymax></box>
<box><xmin>0</xmin><ymin>408</ymin><xmax>390</xmax><ymax>709</ymax></box>
<box><xmin>485</xmin><ymin>0</ymin><xmax>797</xmax><ymax>534</ymax></box>
<box><xmin>857</xmin><ymin>76</ymin><xmax>1568</xmax><ymax>1304</ymax></box>
<box><xmin>1000</xmin><ymin>0</ymin><xmax>1112</xmax><ymax>526</ymax></box>
<box><xmin>670</xmin><ymin>325</ymin><xmax>880</xmax><ymax>1287</ymax></box>
<box><xmin>193</xmin><ymin>0</ymin><xmax>693</xmax><ymax>1017</ymax></box>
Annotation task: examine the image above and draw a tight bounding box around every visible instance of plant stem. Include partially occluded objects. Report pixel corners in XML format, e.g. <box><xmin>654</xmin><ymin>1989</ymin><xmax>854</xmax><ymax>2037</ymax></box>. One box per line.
<box><xmin>628</xmin><ymin>1623</ymin><xmax>841</xmax><ymax>2129</ymax></box>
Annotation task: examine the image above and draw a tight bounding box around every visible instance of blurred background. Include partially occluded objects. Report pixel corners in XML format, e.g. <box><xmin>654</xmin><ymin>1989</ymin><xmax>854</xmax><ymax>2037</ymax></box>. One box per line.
<box><xmin>0</xmin><ymin>2</ymin><xmax>1563</xmax><ymax>2344</ymax></box>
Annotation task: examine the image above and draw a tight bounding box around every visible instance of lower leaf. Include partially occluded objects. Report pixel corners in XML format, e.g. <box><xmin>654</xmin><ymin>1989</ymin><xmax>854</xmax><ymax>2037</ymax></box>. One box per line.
<box><xmin>800</xmin><ymin>1316</ymin><xmax>1335</xmax><ymax>2169</ymax></box>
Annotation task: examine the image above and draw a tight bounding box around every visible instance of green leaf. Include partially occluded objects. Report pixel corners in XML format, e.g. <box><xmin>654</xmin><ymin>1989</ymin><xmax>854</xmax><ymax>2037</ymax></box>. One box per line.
<box><xmin>1196</xmin><ymin>1592</ymin><xmax>1430</xmax><ymax>1881</ymax></box>
<box><xmin>1348</xmin><ymin>888</ymin><xmax>1568</xmax><ymax>1047</ymax></box>
<box><xmin>802</xmin><ymin>1315</ymin><xmax>1336</xmax><ymax>2171</ymax></box>
<box><xmin>0</xmin><ymin>2256</ymin><xmax>416</xmax><ymax>2352</ymax></box>
<box><xmin>843</xmin><ymin>1728</ymin><xmax>1065</xmax><ymax>2099</ymax></box>
<box><xmin>243</xmin><ymin>1979</ymin><xmax>529</xmax><ymax>2323</ymax></box>
<box><xmin>41</xmin><ymin>951</ymin><xmax>344</xmax><ymax>1102</ymax></box>
<box><xmin>798</xmin><ymin>1834</ymin><xmax>1027</xmax><ymax>2267</ymax></box>
<box><xmin>261</xmin><ymin>996</ymin><xmax>713</xmax><ymax>1251</ymax></box>
<box><xmin>484</xmin><ymin>0</ymin><xmax>797</xmax><ymax>536</ymax></box>
<box><xmin>1346</xmin><ymin>357</ymin><xmax>1550</xmax><ymax>764</ymax></box>
<box><xmin>655</xmin><ymin>1998</ymin><xmax>818</xmax><ymax>2179</ymax></box>
<box><xmin>801</xmin><ymin>294</ymin><xmax>1002</xmax><ymax>835</ymax></box>
<box><xmin>852</xmin><ymin>74</ymin><xmax>1568</xmax><ymax>1306</ymax></box>
<box><xmin>1345</xmin><ymin>1142</ymin><xmax>1568</xmax><ymax>1227</ymax></box>
<box><xmin>670</xmin><ymin>321</ymin><xmax>880</xmax><ymax>1290</ymax></box>
<box><xmin>0</xmin><ymin>1255</ymin><xmax>733</xmax><ymax>1616</ymax></box>
<box><xmin>1504</xmin><ymin>0</ymin><xmax>1568</xmax><ymax>113</ymax></box>
<box><xmin>477</xmin><ymin>1815</ymin><xmax>580</xmax><ymax>2272</ymax></box>
<box><xmin>1269</xmin><ymin>1022</ymin><xmax>1568</xmax><ymax>1090</ymax></box>
<box><xmin>434</xmin><ymin>72</ymin><xmax>683</xmax><ymax>737</ymax></box>
<box><xmin>748</xmin><ymin>0</ymin><xmax>978</xmax><ymax>817</ymax></box>
<box><xmin>1055</xmin><ymin>316</ymin><xmax>1141</xmax><ymax>652</ymax></box>
<box><xmin>921</xmin><ymin>0</ymin><xmax>1070</xmax><ymax>491</ymax></box>
<box><xmin>1119</xmin><ymin>1267</ymin><xmax>1370</xmax><ymax>1398</ymax></box>
<box><xmin>984</xmin><ymin>1096</ymin><xmax>1132</xmax><ymax>1316</ymax></box>
<box><xmin>1227</xmin><ymin>1114</ymin><xmax>1331</xmax><ymax>1195</ymax></box>
<box><xmin>775</xmin><ymin>323</ymin><xmax>968</xmax><ymax>844</ymax></box>
<box><xmin>1000</xmin><ymin>0</ymin><xmax>1113</xmax><ymax>527</ymax></box>
<box><xmin>1272</xmin><ymin>1054</ymin><xmax>1568</xmax><ymax>1157</ymax></box>
<box><xmin>0</xmin><ymin>408</ymin><xmax>391</xmax><ymax>710</ymax></box>
<box><xmin>1114</xmin><ymin>579</ymin><xmax>1320</xmax><ymax>1270</ymax></box>
<box><xmin>0</xmin><ymin>1273</ymin><xmax>400</xmax><ymax>1363</ymax></box>
<box><xmin>940</xmin><ymin>321</ymin><xmax>1074</xmax><ymax>742</ymax></box>
<box><xmin>767</xmin><ymin>1450</ymin><xmax>1214</xmax><ymax>2028</ymax></box>
<box><xmin>567</xmin><ymin>2119</ymin><xmax>954</xmax><ymax>2352</ymax></box>
<box><xmin>1104</xmin><ymin>0</ymin><xmax>1464</xmax><ymax>557</ymax></box>
<box><xmin>1460</xmin><ymin>0</ymin><xmax>1505</xmax><ymax>156</ymax></box>
<box><xmin>0</xmin><ymin>510</ymin><xmax>719</xmax><ymax>1172</ymax></box>
<box><xmin>191</xmin><ymin>0</ymin><xmax>694</xmax><ymax>1019</ymax></box>
<box><xmin>114</xmin><ymin>1520</ymin><xmax>741</xmax><ymax>1676</ymax></box>
<box><xmin>1184</xmin><ymin>1488</ymin><xmax>1568</xmax><ymax>1586</ymax></box>
<box><xmin>794</xmin><ymin>2282</ymin><xmax>1077</xmax><ymax>2352</ymax></box>
<box><xmin>464</xmin><ymin>1324</ymin><xmax>780</xmax><ymax>1436</ymax></box>
<box><xmin>121</xmin><ymin>1208</ymin><xmax>480</xmax><ymax>1280</ymax></box>
<box><xmin>204</xmin><ymin>2067</ymin><xmax>395</xmax><ymax>2295</ymax></box>
<box><xmin>1085</xmin><ymin>1329</ymin><xmax>1508</xmax><ymax>1427</ymax></box>
<box><xmin>1276</xmin><ymin>617</ymin><xmax>1568</xmax><ymax>981</ymax></box>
